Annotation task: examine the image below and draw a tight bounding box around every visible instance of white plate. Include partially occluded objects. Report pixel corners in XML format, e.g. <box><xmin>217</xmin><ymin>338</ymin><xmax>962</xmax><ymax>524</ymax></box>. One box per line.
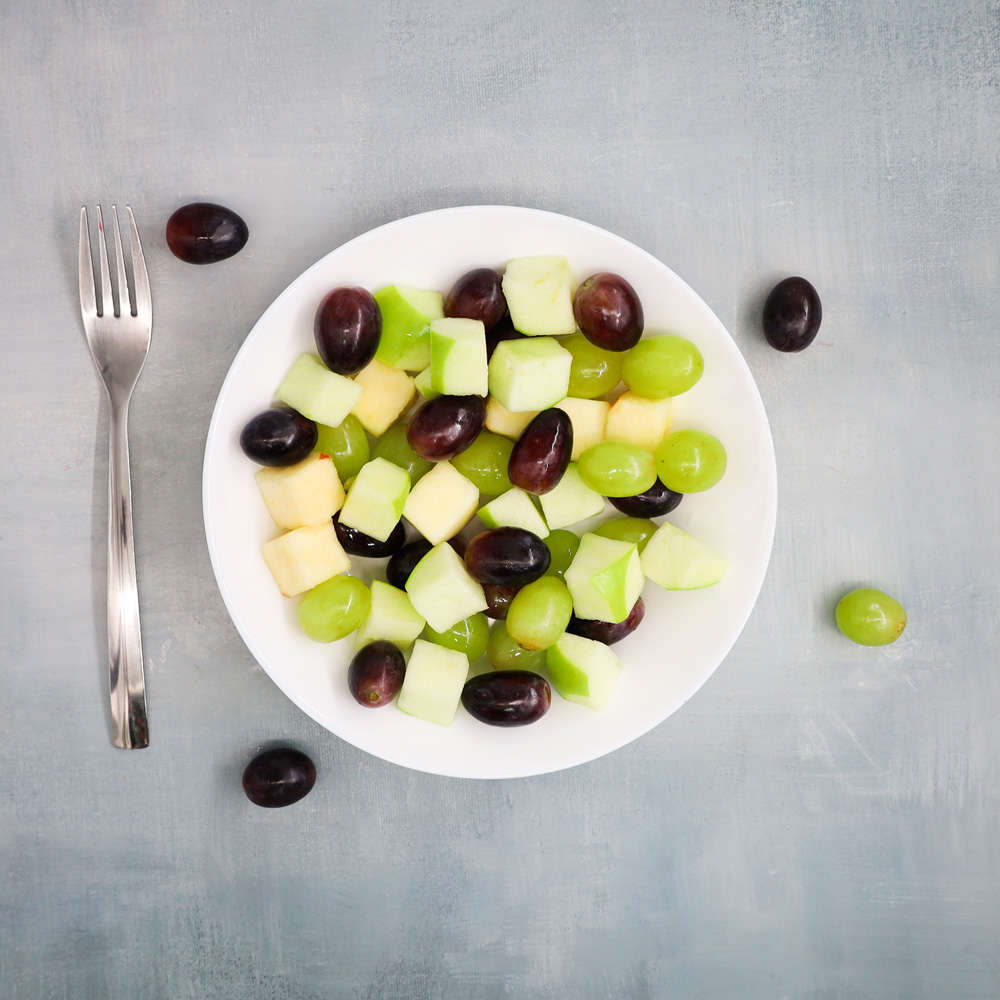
<box><xmin>203</xmin><ymin>206</ymin><xmax>776</xmax><ymax>779</ymax></box>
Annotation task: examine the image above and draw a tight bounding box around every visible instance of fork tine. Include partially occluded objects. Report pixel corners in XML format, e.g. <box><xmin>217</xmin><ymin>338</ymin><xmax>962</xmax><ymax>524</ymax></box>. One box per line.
<box><xmin>78</xmin><ymin>208</ymin><xmax>97</xmax><ymax>319</ymax></box>
<box><xmin>127</xmin><ymin>206</ymin><xmax>151</xmax><ymax>321</ymax></box>
<box><xmin>95</xmin><ymin>206</ymin><xmax>115</xmax><ymax>317</ymax></box>
<box><xmin>111</xmin><ymin>206</ymin><xmax>131</xmax><ymax>317</ymax></box>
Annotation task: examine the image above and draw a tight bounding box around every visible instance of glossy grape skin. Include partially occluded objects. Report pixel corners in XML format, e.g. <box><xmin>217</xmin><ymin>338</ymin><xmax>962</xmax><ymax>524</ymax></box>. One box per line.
<box><xmin>242</xmin><ymin>748</ymin><xmax>316</xmax><ymax>808</ymax></box>
<box><xmin>386</xmin><ymin>539</ymin><xmax>434</xmax><ymax>590</ymax></box>
<box><xmin>656</xmin><ymin>430</ymin><xmax>727</xmax><ymax>493</ymax></box>
<box><xmin>406</xmin><ymin>394</ymin><xmax>487</xmax><ymax>461</ymax></box>
<box><xmin>450</xmin><ymin>430</ymin><xmax>514</xmax><ymax>495</ymax></box>
<box><xmin>763</xmin><ymin>276</ymin><xmax>822</xmax><ymax>352</ymax></box>
<box><xmin>506</xmin><ymin>576</ymin><xmax>573</xmax><ymax>650</ymax></box>
<box><xmin>444</xmin><ymin>268</ymin><xmax>507</xmax><ymax>332</ymax></box>
<box><xmin>333</xmin><ymin>513</ymin><xmax>406</xmax><ymax>558</ymax></box>
<box><xmin>561</xmin><ymin>333</ymin><xmax>624</xmax><ymax>398</ymax></box>
<box><xmin>573</xmin><ymin>272</ymin><xmax>644</xmax><ymax>351</ymax></box>
<box><xmin>464</xmin><ymin>528</ymin><xmax>551</xmax><ymax>586</ymax></box>
<box><xmin>424</xmin><ymin>612</ymin><xmax>490</xmax><ymax>661</ymax></box>
<box><xmin>508</xmin><ymin>409</ymin><xmax>573</xmax><ymax>495</ymax></box>
<box><xmin>487</xmin><ymin>621</ymin><xmax>546</xmax><ymax>671</ymax></box>
<box><xmin>485</xmin><ymin>314</ymin><xmax>525</xmax><ymax>360</ymax></box>
<box><xmin>166</xmin><ymin>202</ymin><xmax>248</xmax><ymax>264</ymax></box>
<box><xmin>622</xmin><ymin>336</ymin><xmax>704</xmax><ymax>398</ymax></box>
<box><xmin>483</xmin><ymin>583</ymin><xmax>521</xmax><ymax>620</ymax></box>
<box><xmin>544</xmin><ymin>529</ymin><xmax>580</xmax><ymax>580</ymax></box>
<box><xmin>461</xmin><ymin>671</ymin><xmax>551</xmax><ymax>727</ymax></box>
<box><xmin>373</xmin><ymin>422</ymin><xmax>433</xmax><ymax>483</ymax></box>
<box><xmin>568</xmin><ymin>597</ymin><xmax>645</xmax><ymax>645</ymax></box>
<box><xmin>835</xmin><ymin>588</ymin><xmax>906</xmax><ymax>646</ymax></box>
<box><xmin>348</xmin><ymin>640</ymin><xmax>406</xmax><ymax>707</ymax></box>
<box><xmin>240</xmin><ymin>408</ymin><xmax>317</xmax><ymax>466</ymax></box>
<box><xmin>577</xmin><ymin>441</ymin><xmax>657</xmax><ymax>497</ymax></box>
<box><xmin>608</xmin><ymin>480</ymin><xmax>682</xmax><ymax>518</ymax></box>
<box><xmin>314</xmin><ymin>414</ymin><xmax>370</xmax><ymax>482</ymax></box>
<box><xmin>298</xmin><ymin>575</ymin><xmax>371</xmax><ymax>642</ymax></box>
<box><xmin>314</xmin><ymin>286</ymin><xmax>382</xmax><ymax>375</ymax></box>
<box><xmin>592</xmin><ymin>517</ymin><xmax>658</xmax><ymax>553</ymax></box>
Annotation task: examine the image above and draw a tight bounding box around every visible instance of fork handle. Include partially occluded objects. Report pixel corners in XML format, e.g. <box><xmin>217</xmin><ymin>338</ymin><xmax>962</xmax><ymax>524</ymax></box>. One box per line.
<box><xmin>107</xmin><ymin>400</ymin><xmax>149</xmax><ymax>748</ymax></box>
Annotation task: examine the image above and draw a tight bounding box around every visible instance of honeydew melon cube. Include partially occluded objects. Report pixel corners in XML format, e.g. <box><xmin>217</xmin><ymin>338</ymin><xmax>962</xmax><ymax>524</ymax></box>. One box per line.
<box><xmin>605</xmin><ymin>392</ymin><xmax>677</xmax><ymax>453</ymax></box>
<box><xmin>350</xmin><ymin>359</ymin><xmax>415</xmax><ymax>436</ymax></box>
<box><xmin>555</xmin><ymin>397</ymin><xmax>610</xmax><ymax>461</ymax></box>
<box><xmin>338</xmin><ymin>457</ymin><xmax>410</xmax><ymax>542</ymax></box>
<box><xmin>254</xmin><ymin>452</ymin><xmax>344</xmax><ymax>529</ymax></box>
<box><xmin>485</xmin><ymin>397</ymin><xmax>538</xmax><ymax>439</ymax></box>
<box><xmin>276</xmin><ymin>354</ymin><xmax>363</xmax><ymax>428</ymax></box>
<box><xmin>261</xmin><ymin>522</ymin><xmax>350</xmax><ymax>597</ymax></box>
<box><xmin>429</xmin><ymin>317</ymin><xmax>488</xmax><ymax>396</ymax></box>
<box><xmin>402</xmin><ymin>461</ymin><xmax>479</xmax><ymax>545</ymax></box>
<box><xmin>502</xmin><ymin>255</ymin><xmax>576</xmax><ymax>337</ymax></box>
<box><xmin>413</xmin><ymin>366</ymin><xmax>440</xmax><ymax>400</ymax></box>
<box><xmin>537</xmin><ymin>464</ymin><xmax>605</xmax><ymax>530</ymax></box>
<box><xmin>640</xmin><ymin>521</ymin><xmax>729</xmax><ymax>590</ymax></box>
<box><xmin>354</xmin><ymin>580</ymin><xmax>425</xmax><ymax>650</ymax></box>
<box><xmin>373</xmin><ymin>285</ymin><xmax>444</xmax><ymax>371</ymax></box>
<box><xmin>488</xmin><ymin>337</ymin><xmax>572</xmax><ymax>412</ymax></box>
<box><xmin>565</xmin><ymin>532</ymin><xmax>643</xmax><ymax>623</ymax></box>
<box><xmin>405</xmin><ymin>542</ymin><xmax>487</xmax><ymax>633</ymax></box>
<box><xmin>545</xmin><ymin>632</ymin><xmax>621</xmax><ymax>709</ymax></box>
<box><xmin>397</xmin><ymin>638</ymin><xmax>469</xmax><ymax>726</ymax></box>
<box><xmin>478</xmin><ymin>488</ymin><xmax>549</xmax><ymax>538</ymax></box>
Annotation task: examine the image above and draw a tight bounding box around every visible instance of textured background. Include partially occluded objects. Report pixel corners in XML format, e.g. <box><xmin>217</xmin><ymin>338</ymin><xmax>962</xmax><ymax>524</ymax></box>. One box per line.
<box><xmin>2</xmin><ymin>1</ymin><xmax>999</xmax><ymax>997</ymax></box>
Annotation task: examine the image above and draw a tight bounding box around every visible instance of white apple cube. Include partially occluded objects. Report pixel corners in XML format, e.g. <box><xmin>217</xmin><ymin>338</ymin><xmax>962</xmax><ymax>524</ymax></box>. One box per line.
<box><xmin>605</xmin><ymin>392</ymin><xmax>677</xmax><ymax>453</ymax></box>
<box><xmin>373</xmin><ymin>285</ymin><xmax>444</xmax><ymax>371</ymax></box>
<box><xmin>350</xmin><ymin>358</ymin><xmax>415</xmax><ymax>437</ymax></box>
<box><xmin>565</xmin><ymin>532</ymin><xmax>643</xmax><ymax>623</ymax></box>
<box><xmin>537</xmin><ymin>463</ymin><xmax>606</xmax><ymax>530</ymax></box>
<box><xmin>556</xmin><ymin>397</ymin><xmax>610</xmax><ymax>460</ymax></box>
<box><xmin>488</xmin><ymin>337</ymin><xmax>572</xmax><ymax>412</ymax></box>
<box><xmin>261</xmin><ymin>522</ymin><xmax>351</xmax><ymax>597</ymax></box>
<box><xmin>478</xmin><ymin>488</ymin><xmax>549</xmax><ymax>537</ymax></box>
<box><xmin>397</xmin><ymin>639</ymin><xmax>469</xmax><ymax>726</ymax></box>
<box><xmin>405</xmin><ymin>542</ymin><xmax>487</xmax><ymax>632</ymax></box>
<box><xmin>429</xmin><ymin>317</ymin><xmax>488</xmax><ymax>396</ymax></box>
<box><xmin>640</xmin><ymin>520</ymin><xmax>729</xmax><ymax>590</ymax></box>
<box><xmin>402</xmin><ymin>461</ymin><xmax>479</xmax><ymax>545</ymax></box>
<box><xmin>276</xmin><ymin>354</ymin><xmax>363</xmax><ymax>428</ymax></box>
<box><xmin>485</xmin><ymin>397</ymin><xmax>538</xmax><ymax>439</ymax></box>
<box><xmin>354</xmin><ymin>580</ymin><xmax>426</xmax><ymax>650</ymax></box>
<box><xmin>254</xmin><ymin>452</ymin><xmax>345</xmax><ymax>530</ymax></box>
<box><xmin>339</xmin><ymin>457</ymin><xmax>410</xmax><ymax>542</ymax></box>
<box><xmin>502</xmin><ymin>255</ymin><xmax>576</xmax><ymax>336</ymax></box>
<box><xmin>545</xmin><ymin>632</ymin><xmax>621</xmax><ymax>710</ymax></box>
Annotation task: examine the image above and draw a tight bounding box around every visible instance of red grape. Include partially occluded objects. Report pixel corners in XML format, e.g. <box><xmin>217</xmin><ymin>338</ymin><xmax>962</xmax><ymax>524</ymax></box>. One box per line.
<box><xmin>166</xmin><ymin>202</ymin><xmax>248</xmax><ymax>264</ymax></box>
<box><xmin>508</xmin><ymin>409</ymin><xmax>573</xmax><ymax>494</ymax></box>
<box><xmin>573</xmin><ymin>272</ymin><xmax>643</xmax><ymax>351</ymax></box>
<box><xmin>314</xmin><ymin>287</ymin><xmax>382</xmax><ymax>375</ymax></box>
<box><xmin>406</xmin><ymin>394</ymin><xmax>486</xmax><ymax>461</ymax></box>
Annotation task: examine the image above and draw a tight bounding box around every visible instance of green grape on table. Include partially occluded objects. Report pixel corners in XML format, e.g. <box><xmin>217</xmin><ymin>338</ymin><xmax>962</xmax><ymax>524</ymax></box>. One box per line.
<box><xmin>835</xmin><ymin>588</ymin><xmax>907</xmax><ymax>646</ymax></box>
<box><xmin>544</xmin><ymin>529</ymin><xmax>580</xmax><ymax>580</ymax></box>
<box><xmin>562</xmin><ymin>333</ymin><xmax>624</xmax><ymax>399</ymax></box>
<box><xmin>506</xmin><ymin>576</ymin><xmax>573</xmax><ymax>651</ymax></box>
<box><xmin>577</xmin><ymin>441</ymin><xmax>657</xmax><ymax>497</ymax></box>
<box><xmin>449</xmin><ymin>429</ymin><xmax>514</xmax><ymax>495</ymax></box>
<box><xmin>622</xmin><ymin>335</ymin><xmax>703</xmax><ymax>398</ymax></box>
<box><xmin>592</xmin><ymin>516</ymin><xmax>658</xmax><ymax>553</ymax></box>
<box><xmin>298</xmin><ymin>575</ymin><xmax>371</xmax><ymax>642</ymax></box>
<box><xmin>424</xmin><ymin>612</ymin><xmax>490</xmax><ymax>661</ymax></box>
<box><xmin>487</xmin><ymin>620</ymin><xmax>547</xmax><ymax>672</ymax></box>
<box><xmin>655</xmin><ymin>429</ymin><xmax>726</xmax><ymax>493</ymax></box>
<box><xmin>314</xmin><ymin>414</ymin><xmax>369</xmax><ymax>483</ymax></box>
<box><xmin>372</xmin><ymin>422</ymin><xmax>433</xmax><ymax>484</ymax></box>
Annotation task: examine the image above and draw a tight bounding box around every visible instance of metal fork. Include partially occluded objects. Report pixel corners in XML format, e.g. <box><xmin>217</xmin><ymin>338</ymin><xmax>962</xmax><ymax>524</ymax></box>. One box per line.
<box><xmin>79</xmin><ymin>206</ymin><xmax>152</xmax><ymax>749</ymax></box>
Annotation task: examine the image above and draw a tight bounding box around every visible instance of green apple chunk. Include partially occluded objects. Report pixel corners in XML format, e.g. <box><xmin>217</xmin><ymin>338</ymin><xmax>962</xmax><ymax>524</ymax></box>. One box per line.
<box><xmin>564</xmin><ymin>532</ymin><xmax>643</xmax><ymax>624</ymax></box>
<box><xmin>488</xmin><ymin>337</ymin><xmax>572</xmax><ymax>412</ymax></box>
<box><xmin>537</xmin><ymin>463</ymin><xmax>606</xmax><ymax>531</ymax></box>
<box><xmin>413</xmin><ymin>366</ymin><xmax>440</xmax><ymax>400</ymax></box>
<box><xmin>276</xmin><ymin>354</ymin><xmax>364</xmax><ymax>428</ymax></box>
<box><xmin>430</xmin><ymin>317</ymin><xmax>488</xmax><ymax>396</ymax></box>
<box><xmin>545</xmin><ymin>632</ymin><xmax>621</xmax><ymax>710</ymax></box>
<box><xmin>405</xmin><ymin>542</ymin><xmax>487</xmax><ymax>633</ymax></box>
<box><xmin>354</xmin><ymin>580</ymin><xmax>425</xmax><ymax>650</ymax></box>
<box><xmin>640</xmin><ymin>520</ymin><xmax>729</xmax><ymax>590</ymax></box>
<box><xmin>478</xmin><ymin>488</ymin><xmax>549</xmax><ymax>538</ymax></box>
<box><xmin>373</xmin><ymin>285</ymin><xmax>444</xmax><ymax>371</ymax></box>
<box><xmin>397</xmin><ymin>638</ymin><xmax>469</xmax><ymax>727</ymax></box>
<box><xmin>338</xmin><ymin>457</ymin><xmax>410</xmax><ymax>542</ymax></box>
<box><xmin>502</xmin><ymin>255</ymin><xmax>576</xmax><ymax>336</ymax></box>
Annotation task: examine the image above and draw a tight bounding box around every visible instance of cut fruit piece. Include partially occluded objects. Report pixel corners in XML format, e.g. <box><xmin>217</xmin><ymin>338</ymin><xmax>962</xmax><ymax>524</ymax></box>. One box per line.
<box><xmin>564</xmin><ymin>532</ymin><xmax>643</xmax><ymax>624</ymax></box>
<box><xmin>502</xmin><ymin>255</ymin><xmax>577</xmax><ymax>337</ymax></box>
<box><xmin>545</xmin><ymin>632</ymin><xmax>621</xmax><ymax>709</ymax></box>
<box><xmin>485</xmin><ymin>396</ymin><xmax>538</xmax><ymax>439</ymax></box>
<box><xmin>275</xmin><ymin>354</ymin><xmax>364</xmax><ymax>429</ymax></box>
<box><xmin>555</xmin><ymin>397</ymin><xmax>610</xmax><ymax>461</ymax></box>
<box><xmin>429</xmin><ymin>317</ymin><xmax>488</xmax><ymax>396</ymax></box>
<box><xmin>402</xmin><ymin>461</ymin><xmax>479</xmax><ymax>544</ymax></box>
<box><xmin>413</xmin><ymin>366</ymin><xmax>440</xmax><ymax>400</ymax></box>
<box><xmin>338</xmin><ymin>457</ymin><xmax>410</xmax><ymax>542</ymax></box>
<box><xmin>373</xmin><ymin>285</ymin><xmax>444</xmax><ymax>371</ymax></box>
<box><xmin>405</xmin><ymin>541</ymin><xmax>487</xmax><ymax>633</ymax></box>
<box><xmin>488</xmin><ymin>337</ymin><xmax>572</xmax><ymax>412</ymax></box>
<box><xmin>261</xmin><ymin>522</ymin><xmax>350</xmax><ymax>597</ymax></box>
<box><xmin>536</xmin><ymin>463</ymin><xmax>605</xmax><ymax>531</ymax></box>
<box><xmin>604</xmin><ymin>392</ymin><xmax>677</xmax><ymax>453</ymax></box>
<box><xmin>353</xmin><ymin>580</ymin><xmax>426</xmax><ymax>650</ymax></box>
<box><xmin>350</xmin><ymin>359</ymin><xmax>415</xmax><ymax>437</ymax></box>
<box><xmin>478</xmin><ymin>488</ymin><xmax>549</xmax><ymax>538</ymax></box>
<box><xmin>639</xmin><ymin>520</ymin><xmax>729</xmax><ymax>590</ymax></box>
<box><xmin>254</xmin><ymin>452</ymin><xmax>345</xmax><ymax>529</ymax></box>
<box><xmin>397</xmin><ymin>638</ymin><xmax>469</xmax><ymax>727</ymax></box>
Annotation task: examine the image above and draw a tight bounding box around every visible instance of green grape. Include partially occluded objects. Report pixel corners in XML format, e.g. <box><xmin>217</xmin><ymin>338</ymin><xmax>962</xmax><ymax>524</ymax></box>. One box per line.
<box><xmin>372</xmin><ymin>422</ymin><xmax>433</xmax><ymax>484</ymax></box>
<box><xmin>506</xmin><ymin>576</ymin><xmax>573</xmax><ymax>650</ymax></box>
<box><xmin>297</xmin><ymin>575</ymin><xmax>370</xmax><ymax>643</ymax></box>
<box><xmin>449</xmin><ymin>430</ymin><xmax>514</xmax><ymax>495</ymax></box>
<box><xmin>314</xmin><ymin>414</ymin><xmax>369</xmax><ymax>482</ymax></box>
<box><xmin>835</xmin><ymin>588</ymin><xmax>907</xmax><ymax>646</ymax></box>
<box><xmin>655</xmin><ymin>430</ymin><xmax>726</xmax><ymax>493</ymax></box>
<box><xmin>592</xmin><ymin>516</ymin><xmax>657</xmax><ymax>553</ymax></box>
<box><xmin>622</xmin><ymin>335</ymin><xmax>704</xmax><ymax>398</ymax></box>
<box><xmin>577</xmin><ymin>441</ymin><xmax>657</xmax><ymax>497</ymax></box>
<box><xmin>487</xmin><ymin>620</ymin><xmax>547</xmax><ymax>671</ymax></box>
<box><xmin>562</xmin><ymin>333</ymin><xmax>624</xmax><ymax>398</ymax></box>
<box><xmin>424</xmin><ymin>612</ymin><xmax>490</xmax><ymax>661</ymax></box>
<box><xmin>544</xmin><ymin>529</ymin><xmax>580</xmax><ymax>580</ymax></box>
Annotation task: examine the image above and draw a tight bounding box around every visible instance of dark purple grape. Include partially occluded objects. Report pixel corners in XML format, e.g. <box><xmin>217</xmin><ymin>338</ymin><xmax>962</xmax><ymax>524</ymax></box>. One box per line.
<box><xmin>508</xmin><ymin>408</ymin><xmax>573</xmax><ymax>495</ymax></box>
<box><xmin>608</xmin><ymin>480</ymin><xmax>682</xmax><ymax>518</ymax></box>
<box><xmin>348</xmin><ymin>640</ymin><xmax>406</xmax><ymax>708</ymax></box>
<box><xmin>464</xmin><ymin>528</ymin><xmax>550</xmax><ymax>586</ymax></box>
<box><xmin>239</xmin><ymin>408</ymin><xmax>317</xmax><ymax>466</ymax></box>
<box><xmin>333</xmin><ymin>513</ymin><xmax>406</xmax><ymax>558</ymax></box>
<box><xmin>386</xmin><ymin>539</ymin><xmax>434</xmax><ymax>589</ymax></box>
<box><xmin>762</xmin><ymin>277</ymin><xmax>822</xmax><ymax>352</ymax></box>
<box><xmin>445</xmin><ymin>268</ymin><xmax>508</xmax><ymax>332</ymax></box>
<box><xmin>461</xmin><ymin>670</ymin><xmax>551</xmax><ymax>727</ymax></box>
<box><xmin>568</xmin><ymin>597</ymin><xmax>645</xmax><ymax>645</ymax></box>
<box><xmin>406</xmin><ymin>394</ymin><xmax>486</xmax><ymax>461</ymax></box>
<box><xmin>314</xmin><ymin>287</ymin><xmax>382</xmax><ymax>375</ymax></box>
<box><xmin>166</xmin><ymin>202</ymin><xmax>249</xmax><ymax>264</ymax></box>
<box><xmin>242</xmin><ymin>748</ymin><xmax>316</xmax><ymax>808</ymax></box>
<box><xmin>485</xmin><ymin>314</ymin><xmax>525</xmax><ymax>359</ymax></box>
<box><xmin>573</xmin><ymin>272</ymin><xmax>643</xmax><ymax>351</ymax></box>
<box><xmin>483</xmin><ymin>583</ymin><xmax>521</xmax><ymax>620</ymax></box>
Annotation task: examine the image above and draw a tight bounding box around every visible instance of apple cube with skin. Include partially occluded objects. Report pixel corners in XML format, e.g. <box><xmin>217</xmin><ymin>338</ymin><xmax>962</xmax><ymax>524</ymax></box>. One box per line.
<box><xmin>353</xmin><ymin>580</ymin><xmax>425</xmax><ymax>650</ymax></box>
<box><xmin>478</xmin><ymin>488</ymin><xmax>549</xmax><ymax>538</ymax></box>
<box><xmin>640</xmin><ymin>520</ymin><xmax>729</xmax><ymax>590</ymax></box>
<box><xmin>413</xmin><ymin>366</ymin><xmax>439</xmax><ymax>401</ymax></box>
<box><xmin>605</xmin><ymin>392</ymin><xmax>677</xmax><ymax>453</ymax></box>
<box><xmin>485</xmin><ymin>396</ymin><xmax>538</xmax><ymax>439</ymax></box>
<box><xmin>405</xmin><ymin>542</ymin><xmax>487</xmax><ymax>633</ymax></box>
<box><xmin>338</xmin><ymin>457</ymin><xmax>410</xmax><ymax>542</ymax></box>
<box><xmin>556</xmin><ymin>397</ymin><xmax>610</xmax><ymax>461</ymax></box>
<box><xmin>373</xmin><ymin>285</ymin><xmax>444</xmax><ymax>371</ymax></box>
<box><xmin>261</xmin><ymin>522</ymin><xmax>351</xmax><ymax>597</ymax></box>
<box><xmin>402</xmin><ymin>461</ymin><xmax>479</xmax><ymax>545</ymax></box>
<box><xmin>545</xmin><ymin>632</ymin><xmax>621</xmax><ymax>710</ymax></box>
<box><xmin>397</xmin><ymin>639</ymin><xmax>469</xmax><ymax>726</ymax></box>
<box><xmin>502</xmin><ymin>255</ymin><xmax>577</xmax><ymax>336</ymax></box>
<box><xmin>276</xmin><ymin>354</ymin><xmax>364</xmax><ymax>429</ymax></box>
<box><xmin>254</xmin><ymin>452</ymin><xmax>344</xmax><ymax>530</ymax></box>
<box><xmin>430</xmin><ymin>317</ymin><xmax>488</xmax><ymax>396</ymax></box>
<box><xmin>537</xmin><ymin>463</ymin><xmax>606</xmax><ymax>531</ymax></box>
<box><xmin>565</xmin><ymin>532</ymin><xmax>643</xmax><ymax>623</ymax></box>
<box><xmin>350</xmin><ymin>358</ymin><xmax>415</xmax><ymax>437</ymax></box>
<box><xmin>488</xmin><ymin>337</ymin><xmax>572</xmax><ymax>412</ymax></box>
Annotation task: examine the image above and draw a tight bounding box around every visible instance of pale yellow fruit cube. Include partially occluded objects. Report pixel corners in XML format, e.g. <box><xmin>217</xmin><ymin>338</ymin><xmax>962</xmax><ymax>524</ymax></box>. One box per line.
<box><xmin>604</xmin><ymin>392</ymin><xmax>677</xmax><ymax>453</ymax></box>
<box><xmin>261</xmin><ymin>522</ymin><xmax>351</xmax><ymax>597</ymax></box>
<box><xmin>402</xmin><ymin>461</ymin><xmax>479</xmax><ymax>544</ymax></box>
<box><xmin>556</xmin><ymin>397</ymin><xmax>610</xmax><ymax>460</ymax></box>
<box><xmin>254</xmin><ymin>453</ymin><xmax>345</xmax><ymax>530</ymax></box>
<box><xmin>350</xmin><ymin>359</ymin><xmax>416</xmax><ymax>436</ymax></box>
<box><xmin>485</xmin><ymin>396</ymin><xmax>538</xmax><ymax>439</ymax></box>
